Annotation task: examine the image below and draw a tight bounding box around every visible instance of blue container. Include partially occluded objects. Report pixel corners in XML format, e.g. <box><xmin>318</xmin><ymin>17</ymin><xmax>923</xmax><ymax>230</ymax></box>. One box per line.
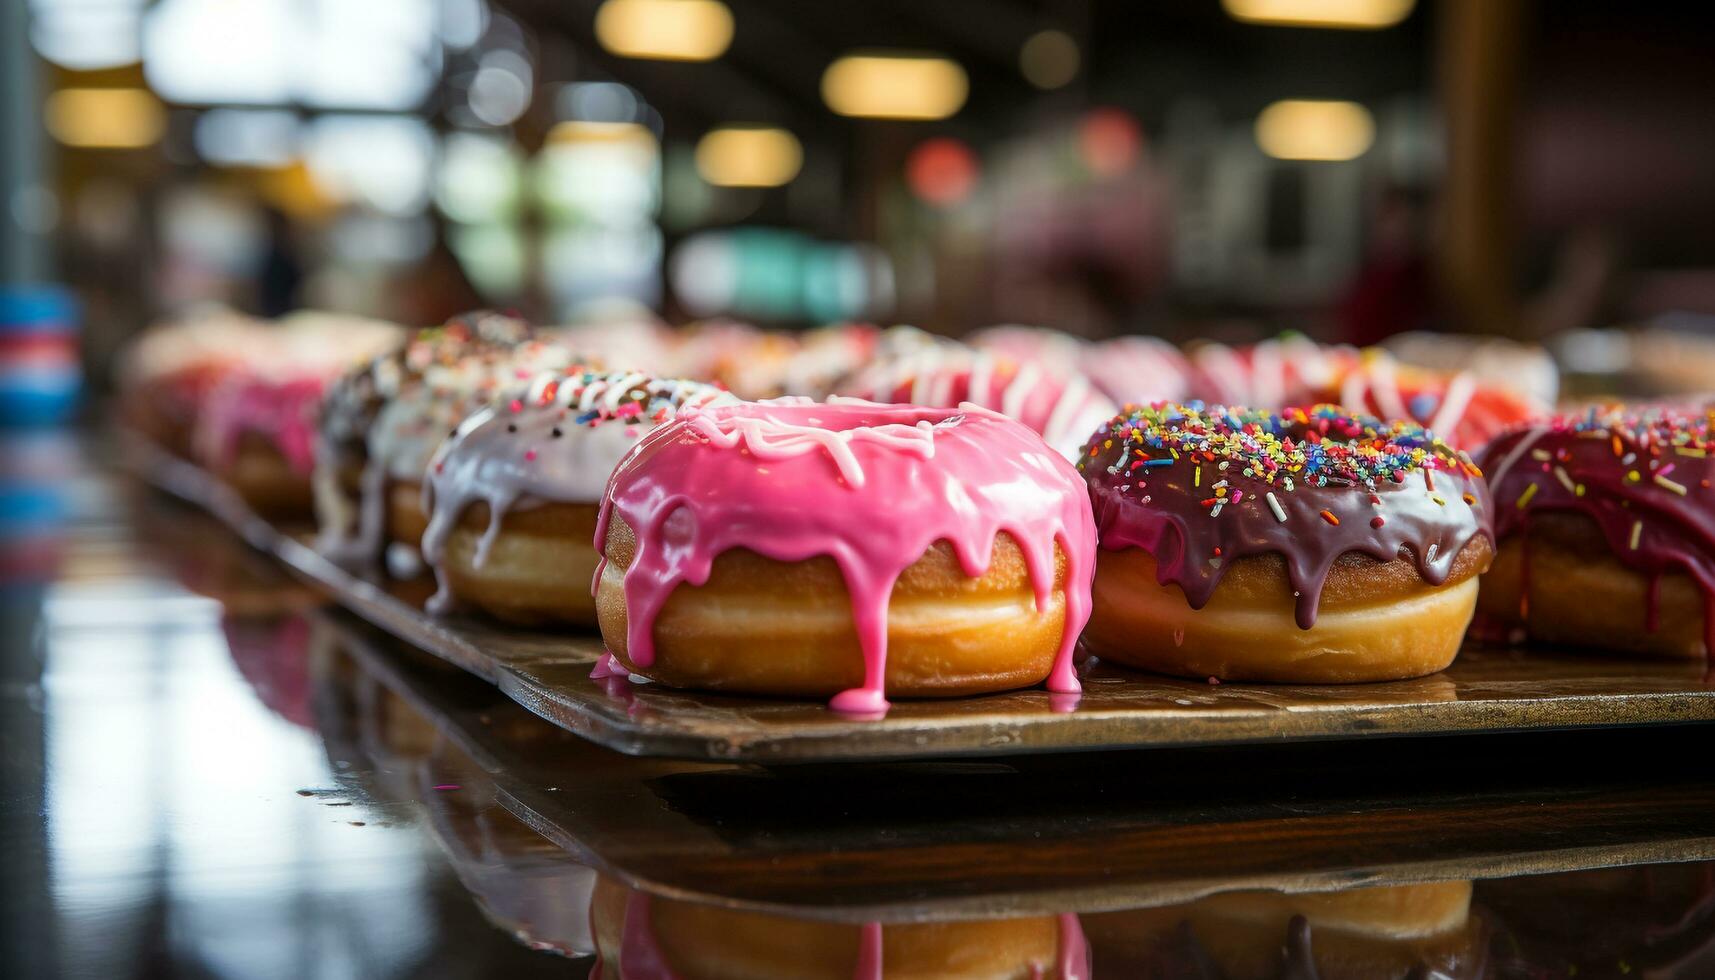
<box><xmin>0</xmin><ymin>286</ymin><xmax>81</xmax><ymax>426</ymax></box>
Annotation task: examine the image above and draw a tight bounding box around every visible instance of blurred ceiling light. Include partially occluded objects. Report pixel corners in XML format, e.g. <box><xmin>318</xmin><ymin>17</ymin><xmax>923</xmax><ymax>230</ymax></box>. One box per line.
<box><xmin>594</xmin><ymin>0</ymin><xmax>733</xmax><ymax>62</ymax></box>
<box><xmin>304</xmin><ymin>115</ymin><xmax>436</xmax><ymax>215</ymax></box>
<box><xmin>29</xmin><ymin>1</ymin><xmax>147</xmax><ymax>70</ymax></box>
<box><xmin>144</xmin><ymin>0</ymin><xmax>295</xmax><ymax>105</ymax></box>
<box><xmin>468</xmin><ymin>49</ymin><xmax>533</xmax><ymax>126</ymax></box>
<box><xmin>193</xmin><ymin>109</ymin><xmax>300</xmax><ymax>167</ymax></box>
<box><xmin>437</xmin><ymin>0</ymin><xmax>489</xmax><ymax>49</ymax></box>
<box><xmin>557</xmin><ymin>81</ymin><xmax>642</xmax><ymax>123</ymax></box>
<box><xmin>144</xmin><ymin>0</ymin><xmax>438</xmax><ymax>109</ymax></box>
<box><xmin>436</xmin><ymin>133</ymin><xmax>522</xmax><ymax>223</ymax></box>
<box><xmin>821</xmin><ymin>53</ymin><xmax>968</xmax><ymax>120</ymax></box>
<box><xmin>1255</xmin><ymin>99</ymin><xmax>1374</xmax><ymax>161</ymax></box>
<box><xmin>1222</xmin><ymin>0</ymin><xmax>1414</xmax><ymax>30</ymax></box>
<box><xmin>1019</xmin><ymin>29</ymin><xmax>1078</xmax><ymax>90</ymax></box>
<box><xmin>44</xmin><ymin>88</ymin><xmax>166</xmax><ymax>149</ymax></box>
<box><xmin>546</xmin><ymin>120</ymin><xmax>657</xmax><ymax>151</ymax></box>
<box><xmin>670</xmin><ymin>232</ymin><xmax>740</xmax><ymax>317</ymax></box>
<box><xmin>905</xmin><ymin>137</ymin><xmax>978</xmax><ymax>208</ymax></box>
<box><xmin>298</xmin><ymin>0</ymin><xmax>440</xmax><ymax>110</ymax></box>
<box><xmin>694</xmin><ymin>126</ymin><xmax>801</xmax><ymax>188</ymax></box>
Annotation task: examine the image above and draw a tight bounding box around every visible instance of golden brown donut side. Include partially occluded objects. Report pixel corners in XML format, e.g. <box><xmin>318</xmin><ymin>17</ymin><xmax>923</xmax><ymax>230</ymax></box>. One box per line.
<box><xmin>1477</xmin><ymin>511</ymin><xmax>1707</xmax><ymax>659</ymax></box>
<box><xmin>1086</xmin><ymin>536</ymin><xmax>1492</xmax><ymax>683</ymax></box>
<box><xmin>217</xmin><ymin>433</ymin><xmax>316</xmax><ymax>521</ymax></box>
<box><xmin>427</xmin><ymin>498</ymin><xmax>602</xmax><ymax>626</ymax></box>
<box><xmin>595</xmin><ymin>515</ymin><xmax>1070</xmax><ymax>698</ymax></box>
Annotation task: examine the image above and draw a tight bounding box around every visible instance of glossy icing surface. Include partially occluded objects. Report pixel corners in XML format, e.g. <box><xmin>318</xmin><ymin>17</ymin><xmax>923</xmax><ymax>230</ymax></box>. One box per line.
<box><xmin>1478</xmin><ymin>406</ymin><xmax>1715</xmax><ymax>654</ymax></box>
<box><xmin>420</xmin><ymin>370</ymin><xmax>731</xmax><ymax>610</ymax></box>
<box><xmin>1080</xmin><ymin>404</ymin><xmax>1493</xmax><ymax>628</ymax></box>
<box><xmin>595</xmin><ymin>399</ymin><xmax>1097</xmax><ymax>713</ymax></box>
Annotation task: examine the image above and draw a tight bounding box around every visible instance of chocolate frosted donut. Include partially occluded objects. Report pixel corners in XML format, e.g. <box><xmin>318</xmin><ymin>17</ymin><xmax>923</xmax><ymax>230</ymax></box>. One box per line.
<box><xmin>1079</xmin><ymin>404</ymin><xmax>1494</xmax><ymax>683</ymax></box>
<box><xmin>1476</xmin><ymin>405</ymin><xmax>1715</xmax><ymax>659</ymax></box>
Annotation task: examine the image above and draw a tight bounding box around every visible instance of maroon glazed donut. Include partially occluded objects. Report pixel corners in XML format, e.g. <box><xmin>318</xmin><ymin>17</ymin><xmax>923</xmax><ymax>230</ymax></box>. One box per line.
<box><xmin>1476</xmin><ymin>405</ymin><xmax>1715</xmax><ymax>659</ymax></box>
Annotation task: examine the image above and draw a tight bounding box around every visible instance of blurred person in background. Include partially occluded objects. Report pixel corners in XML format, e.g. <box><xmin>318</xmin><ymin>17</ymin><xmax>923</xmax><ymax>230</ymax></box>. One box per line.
<box><xmin>256</xmin><ymin>206</ymin><xmax>303</xmax><ymax>319</ymax></box>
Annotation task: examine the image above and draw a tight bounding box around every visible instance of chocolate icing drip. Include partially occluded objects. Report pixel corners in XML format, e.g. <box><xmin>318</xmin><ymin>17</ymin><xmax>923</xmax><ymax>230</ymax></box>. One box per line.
<box><xmin>1280</xmin><ymin>915</ymin><xmax>1323</xmax><ymax>980</ymax></box>
<box><xmin>1082</xmin><ymin>405</ymin><xmax>1493</xmax><ymax>628</ymax></box>
<box><xmin>1478</xmin><ymin>410</ymin><xmax>1715</xmax><ymax>657</ymax></box>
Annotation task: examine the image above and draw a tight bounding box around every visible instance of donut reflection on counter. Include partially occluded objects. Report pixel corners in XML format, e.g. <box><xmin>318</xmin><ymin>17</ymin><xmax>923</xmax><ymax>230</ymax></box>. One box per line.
<box><xmin>1476</xmin><ymin>405</ymin><xmax>1715</xmax><ymax>660</ymax></box>
<box><xmin>314</xmin><ymin>311</ymin><xmax>585</xmax><ymax>575</ymax></box>
<box><xmin>1478</xmin><ymin>862</ymin><xmax>1715</xmax><ymax>978</ymax></box>
<box><xmin>592</xmin><ymin>399</ymin><xmax>1096</xmax><ymax>713</ymax></box>
<box><xmin>1079</xmin><ymin>405</ymin><xmax>1494</xmax><ymax>683</ymax></box>
<box><xmin>591</xmin><ymin>877</ymin><xmax>1089</xmax><ymax>979</ymax></box>
<box><xmin>421</xmin><ymin>369</ymin><xmax>731</xmax><ymax>626</ymax></box>
<box><xmin>1083</xmin><ymin>882</ymin><xmax>1485</xmax><ymax>979</ymax></box>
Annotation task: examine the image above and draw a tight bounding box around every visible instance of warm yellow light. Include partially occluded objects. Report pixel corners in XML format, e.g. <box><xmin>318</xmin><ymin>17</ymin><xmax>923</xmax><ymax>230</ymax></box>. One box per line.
<box><xmin>1020</xmin><ymin>30</ymin><xmax>1079</xmax><ymax>90</ymax></box>
<box><xmin>821</xmin><ymin>54</ymin><xmax>968</xmax><ymax>121</ymax></box>
<box><xmin>546</xmin><ymin>120</ymin><xmax>658</xmax><ymax>149</ymax></box>
<box><xmin>1223</xmin><ymin>0</ymin><xmax>1414</xmax><ymax>30</ymax></box>
<box><xmin>695</xmin><ymin>126</ymin><xmax>801</xmax><ymax>187</ymax></box>
<box><xmin>45</xmin><ymin>88</ymin><xmax>165</xmax><ymax>149</ymax></box>
<box><xmin>594</xmin><ymin>0</ymin><xmax>733</xmax><ymax>62</ymax></box>
<box><xmin>1255</xmin><ymin>99</ymin><xmax>1374</xmax><ymax>161</ymax></box>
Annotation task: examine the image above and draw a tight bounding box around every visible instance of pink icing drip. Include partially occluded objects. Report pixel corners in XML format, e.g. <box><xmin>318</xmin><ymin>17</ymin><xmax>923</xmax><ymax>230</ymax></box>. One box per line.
<box><xmin>594</xmin><ymin>400</ymin><xmax>1096</xmax><ymax>714</ymax></box>
<box><xmin>590</xmin><ymin>651</ymin><xmax>626</xmax><ymax>679</ymax></box>
<box><xmin>854</xmin><ymin>921</ymin><xmax>883</xmax><ymax>979</ymax></box>
<box><xmin>615</xmin><ymin>891</ymin><xmax>681</xmax><ymax>979</ymax></box>
<box><xmin>1056</xmin><ymin>913</ymin><xmax>1091</xmax><ymax>979</ymax></box>
<box><xmin>199</xmin><ymin>375</ymin><xmax>325</xmax><ymax>475</ymax></box>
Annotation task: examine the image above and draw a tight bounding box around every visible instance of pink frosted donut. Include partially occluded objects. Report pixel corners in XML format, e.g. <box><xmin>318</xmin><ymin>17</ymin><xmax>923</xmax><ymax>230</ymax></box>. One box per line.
<box><xmin>967</xmin><ymin>324</ymin><xmax>1089</xmax><ymax>375</ymax></box>
<box><xmin>1185</xmin><ymin>335</ymin><xmax>1357</xmax><ymax>409</ymax></box>
<box><xmin>838</xmin><ymin>347</ymin><xmax>1118</xmax><ymax>461</ymax></box>
<box><xmin>1081</xmin><ymin>335</ymin><xmax>1193</xmax><ymax>406</ymax></box>
<box><xmin>592</xmin><ymin>399</ymin><xmax>1097</xmax><ymax>713</ymax></box>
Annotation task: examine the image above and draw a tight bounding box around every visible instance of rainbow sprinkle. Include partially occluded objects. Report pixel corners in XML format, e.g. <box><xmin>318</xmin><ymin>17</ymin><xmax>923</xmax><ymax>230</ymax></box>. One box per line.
<box><xmin>1079</xmin><ymin>403</ymin><xmax>1470</xmax><ymax>491</ymax></box>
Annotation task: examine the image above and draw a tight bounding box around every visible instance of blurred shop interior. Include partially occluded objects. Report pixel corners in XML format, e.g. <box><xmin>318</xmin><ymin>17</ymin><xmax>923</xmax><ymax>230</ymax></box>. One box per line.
<box><xmin>6</xmin><ymin>0</ymin><xmax>1715</xmax><ymax>396</ymax></box>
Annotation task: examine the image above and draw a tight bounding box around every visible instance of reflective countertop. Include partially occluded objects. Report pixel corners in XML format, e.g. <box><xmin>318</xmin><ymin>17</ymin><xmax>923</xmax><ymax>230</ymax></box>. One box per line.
<box><xmin>5</xmin><ymin>441</ymin><xmax>1715</xmax><ymax>979</ymax></box>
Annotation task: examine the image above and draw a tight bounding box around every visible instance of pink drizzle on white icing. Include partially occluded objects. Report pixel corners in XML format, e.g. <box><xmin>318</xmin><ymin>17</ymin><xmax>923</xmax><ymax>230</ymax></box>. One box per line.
<box><xmin>594</xmin><ymin>399</ymin><xmax>1096</xmax><ymax>714</ymax></box>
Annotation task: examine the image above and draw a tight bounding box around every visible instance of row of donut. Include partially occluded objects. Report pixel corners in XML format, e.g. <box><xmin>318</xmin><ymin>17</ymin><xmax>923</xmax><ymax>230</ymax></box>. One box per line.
<box><xmin>119</xmin><ymin>308</ymin><xmax>1712</xmax><ymax>714</ymax></box>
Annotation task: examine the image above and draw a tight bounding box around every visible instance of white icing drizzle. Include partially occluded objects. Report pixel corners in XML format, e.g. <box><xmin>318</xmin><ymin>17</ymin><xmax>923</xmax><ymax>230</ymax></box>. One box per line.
<box><xmin>1427</xmin><ymin>371</ymin><xmax>1477</xmax><ymax>440</ymax></box>
<box><xmin>1486</xmin><ymin>424</ymin><xmax>1550</xmax><ymax>489</ymax></box>
<box><xmin>419</xmin><ymin>370</ymin><xmax>733</xmax><ymax>613</ymax></box>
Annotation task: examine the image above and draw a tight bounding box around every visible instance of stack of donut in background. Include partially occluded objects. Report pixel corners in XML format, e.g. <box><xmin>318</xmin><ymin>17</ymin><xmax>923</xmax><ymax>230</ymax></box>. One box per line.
<box><xmin>119</xmin><ymin>306</ymin><xmax>1715</xmax><ymax>716</ymax></box>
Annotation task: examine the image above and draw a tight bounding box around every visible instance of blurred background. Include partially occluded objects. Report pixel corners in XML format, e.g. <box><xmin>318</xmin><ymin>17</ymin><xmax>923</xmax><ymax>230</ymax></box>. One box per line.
<box><xmin>5</xmin><ymin>0</ymin><xmax>1715</xmax><ymax>392</ymax></box>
